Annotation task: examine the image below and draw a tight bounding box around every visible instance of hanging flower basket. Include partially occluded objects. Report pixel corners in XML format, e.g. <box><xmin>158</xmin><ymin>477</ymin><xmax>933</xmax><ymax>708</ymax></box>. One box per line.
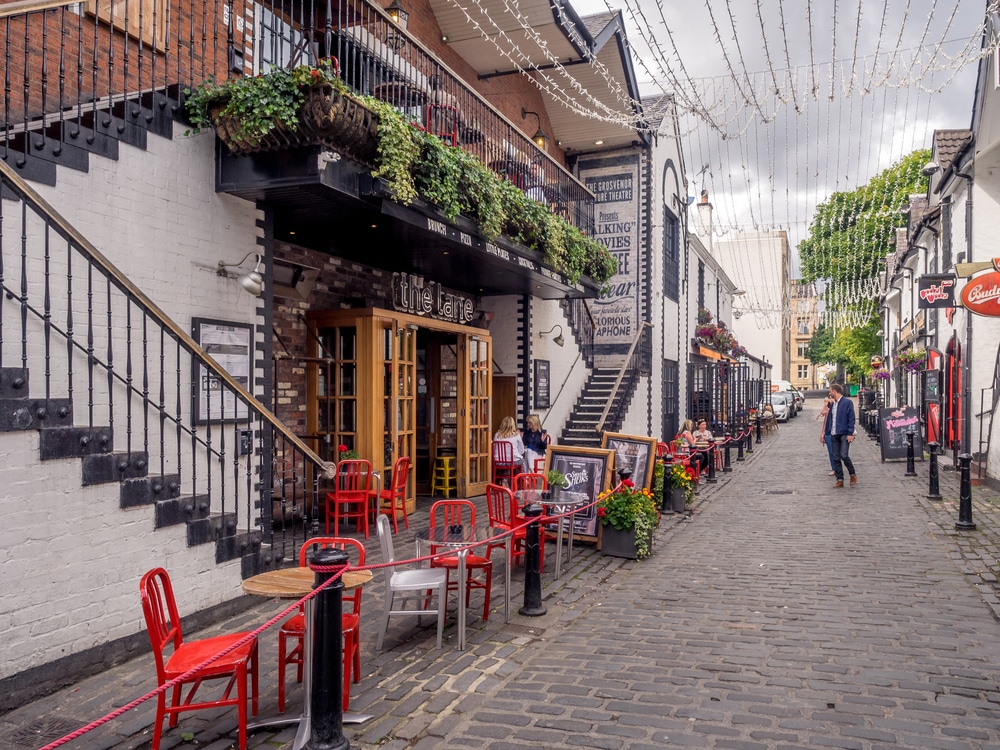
<box><xmin>210</xmin><ymin>83</ymin><xmax>379</xmax><ymax>161</ymax></box>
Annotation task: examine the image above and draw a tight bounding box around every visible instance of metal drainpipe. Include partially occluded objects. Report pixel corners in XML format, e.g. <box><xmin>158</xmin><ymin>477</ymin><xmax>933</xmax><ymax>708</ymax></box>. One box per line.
<box><xmin>957</xmin><ymin>166</ymin><xmax>973</xmax><ymax>461</ymax></box>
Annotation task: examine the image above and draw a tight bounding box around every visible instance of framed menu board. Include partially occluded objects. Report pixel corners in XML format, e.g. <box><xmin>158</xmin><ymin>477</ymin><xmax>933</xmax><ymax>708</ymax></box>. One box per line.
<box><xmin>544</xmin><ymin>445</ymin><xmax>615</xmax><ymax>539</ymax></box>
<box><xmin>600</xmin><ymin>432</ymin><xmax>657</xmax><ymax>491</ymax></box>
<box><xmin>879</xmin><ymin>405</ymin><xmax>923</xmax><ymax>462</ymax></box>
<box><xmin>192</xmin><ymin>318</ymin><xmax>253</xmax><ymax>424</ymax></box>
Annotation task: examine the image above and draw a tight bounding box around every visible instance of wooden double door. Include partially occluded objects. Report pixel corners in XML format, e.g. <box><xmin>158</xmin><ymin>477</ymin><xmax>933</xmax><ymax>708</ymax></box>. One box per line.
<box><xmin>307</xmin><ymin>308</ymin><xmax>492</xmax><ymax>502</ymax></box>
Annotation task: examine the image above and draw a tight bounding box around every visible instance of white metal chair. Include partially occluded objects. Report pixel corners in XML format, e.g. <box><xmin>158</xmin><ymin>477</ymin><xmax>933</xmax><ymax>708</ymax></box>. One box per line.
<box><xmin>375</xmin><ymin>514</ymin><xmax>448</xmax><ymax>650</ymax></box>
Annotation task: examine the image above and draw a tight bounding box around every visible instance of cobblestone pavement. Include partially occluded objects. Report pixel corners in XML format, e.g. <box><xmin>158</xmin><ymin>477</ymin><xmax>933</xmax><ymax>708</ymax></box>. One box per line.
<box><xmin>4</xmin><ymin>401</ymin><xmax>1000</xmax><ymax>749</ymax></box>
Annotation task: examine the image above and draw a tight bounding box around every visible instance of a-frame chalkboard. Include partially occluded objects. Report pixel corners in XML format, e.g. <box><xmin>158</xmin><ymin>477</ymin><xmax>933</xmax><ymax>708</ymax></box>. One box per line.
<box><xmin>879</xmin><ymin>406</ymin><xmax>924</xmax><ymax>462</ymax></box>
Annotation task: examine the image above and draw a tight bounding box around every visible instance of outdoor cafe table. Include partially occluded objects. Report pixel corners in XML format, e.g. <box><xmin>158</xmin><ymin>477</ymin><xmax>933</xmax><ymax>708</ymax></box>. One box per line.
<box><xmin>413</xmin><ymin>524</ymin><xmax>510</xmax><ymax>651</ymax></box>
<box><xmin>242</xmin><ymin>566</ymin><xmax>373</xmax><ymax>746</ymax></box>
<box><xmin>516</xmin><ymin>489</ymin><xmax>588</xmax><ymax>580</ymax></box>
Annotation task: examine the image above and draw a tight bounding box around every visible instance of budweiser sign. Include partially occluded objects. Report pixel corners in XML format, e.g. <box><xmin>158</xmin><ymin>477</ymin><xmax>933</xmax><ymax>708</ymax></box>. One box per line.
<box><xmin>960</xmin><ymin>271</ymin><xmax>1000</xmax><ymax>317</ymax></box>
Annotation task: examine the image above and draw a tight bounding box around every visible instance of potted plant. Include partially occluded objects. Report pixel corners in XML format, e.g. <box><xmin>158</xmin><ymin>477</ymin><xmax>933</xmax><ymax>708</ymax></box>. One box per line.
<box><xmin>546</xmin><ymin>470</ymin><xmax>569</xmax><ymax>498</ymax></box>
<box><xmin>668</xmin><ymin>462</ymin><xmax>696</xmax><ymax>513</ymax></box>
<box><xmin>896</xmin><ymin>349</ymin><xmax>926</xmax><ymax>373</ymax></box>
<box><xmin>338</xmin><ymin>443</ymin><xmax>360</xmax><ymax>461</ymax></box>
<box><xmin>596</xmin><ymin>479</ymin><xmax>659</xmax><ymax>560</ymax></box>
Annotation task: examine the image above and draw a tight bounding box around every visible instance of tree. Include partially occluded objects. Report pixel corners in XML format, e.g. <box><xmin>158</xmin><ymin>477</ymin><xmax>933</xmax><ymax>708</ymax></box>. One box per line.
<box><xmin>799</xmin><ymin>150</ymin><xmax>930</xmax><ymax>326</ymax></box>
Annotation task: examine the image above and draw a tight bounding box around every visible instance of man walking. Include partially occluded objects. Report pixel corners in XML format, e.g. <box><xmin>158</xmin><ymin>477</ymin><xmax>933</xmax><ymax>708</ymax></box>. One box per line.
<box><xmin>825</xmin><ymin>383</ymin><xmax>858</xmax><ymax>488</ymax></box>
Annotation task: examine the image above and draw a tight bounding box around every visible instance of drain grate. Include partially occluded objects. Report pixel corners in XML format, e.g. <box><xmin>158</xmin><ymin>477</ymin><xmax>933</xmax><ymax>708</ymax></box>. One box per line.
<box><xmin>765</xmin><ymin>490</ymin><xmax>794</xmax><ymax>495</ymax></box>
<box><xmin>10</xmin><ymin>718</ymin><xmax>83</xmax><ymax>748</ymax></box>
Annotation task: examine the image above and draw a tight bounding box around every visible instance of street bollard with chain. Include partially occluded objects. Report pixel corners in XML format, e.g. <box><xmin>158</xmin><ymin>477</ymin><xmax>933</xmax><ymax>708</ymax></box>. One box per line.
<box><xmin>956</xmin><ymin>454</ymin><xmax>977</xmax><ymax>531</ymax></box>
<box><xmin>306</xmin><ymin>547</ymin><xmax>349</xmax><ymax>750</ymax></box>
<box><xmin>706</xmin><ymin>442</ymin><xmax>717</xmax><ymax>483</ymax></box>
<box><xmin>737</xmin><ymin>428</ymin><xmax>745</xmax><ymax>461</ymax></box>
<box><xmin>519</xmin><ymin>503</ymin><xmax>547</xmax><ymax>616</ymax></box>
<box><xmin>926</xmin><ymin>441</ymin><xmax>942</xmax><ymax>500</ymax></box>
<box><xmin>905</xmin><ymin>430</ymin><xmax>917</xmax><ymax>477</ymax></box>
<box><xmin>723</xmin><ymin>433</ymin><xmax>732</xmax><ymax>472</ymax></box>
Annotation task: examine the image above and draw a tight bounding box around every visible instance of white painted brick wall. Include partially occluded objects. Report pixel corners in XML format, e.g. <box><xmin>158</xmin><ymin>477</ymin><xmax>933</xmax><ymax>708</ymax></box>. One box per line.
<box><xmin>1</xmin><ymin>124</ymin><xmax>260</xmax><ymax>680</ymax></box>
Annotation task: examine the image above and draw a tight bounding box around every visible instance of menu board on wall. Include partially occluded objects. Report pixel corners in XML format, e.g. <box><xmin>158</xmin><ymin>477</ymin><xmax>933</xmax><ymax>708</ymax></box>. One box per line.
<box><xmin>579</xmin><ymin>155</ymin><xmax>641</xmax><ymax>363</ymax></box>
<box><xmin>192</xmin><ymin>318</ymin><xmax>252</xmax><ymax>424</ymax></box>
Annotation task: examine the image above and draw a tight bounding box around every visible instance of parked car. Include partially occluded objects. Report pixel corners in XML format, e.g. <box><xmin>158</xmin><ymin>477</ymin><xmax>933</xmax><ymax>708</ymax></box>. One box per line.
<box><xmin>768</xmin><ymin>392</ymin><xmax>794</xmax><ymax>422</ymax></box>
<box><xmin>790</xmin><ymin>388</ymin><xmax>805</xmax><ymax>412</ymax></box>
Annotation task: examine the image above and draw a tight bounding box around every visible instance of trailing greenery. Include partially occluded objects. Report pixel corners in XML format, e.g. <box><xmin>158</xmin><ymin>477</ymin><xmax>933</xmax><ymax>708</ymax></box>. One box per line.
<box><xmin>184</xmin><ymin>62</ymin><xmax>345</xmax><ymax>148</ymax></box>
<box><xmin>185</xmin><ymin>67</ymin><xmax>616</xmax><ymax>286</ymax></box>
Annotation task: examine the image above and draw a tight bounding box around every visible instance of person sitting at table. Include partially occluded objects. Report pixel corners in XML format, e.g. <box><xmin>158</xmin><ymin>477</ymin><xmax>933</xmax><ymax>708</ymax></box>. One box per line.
<box><xmin>522</xmin><ymin>413</ymin><xmax>550</xmax><ymax>471</ymax></box>
<box><xmin>494</xmin><ymin>416</ymin><xmax>525</xmax><ymax>470</ymax></box>
<box><xmin>678</xmin><ymin>419</ymin><xmax>709</xmax><ymax>472</ymax></box>
<box><xmin>524</xmin><ymin>161</ymin><xmax>549</xmax><ymax>205</ymax></box>
<box><xmin>427</xmin><ymin>75</ymin><xmax>465</xmax><ymax>145</ymax></box>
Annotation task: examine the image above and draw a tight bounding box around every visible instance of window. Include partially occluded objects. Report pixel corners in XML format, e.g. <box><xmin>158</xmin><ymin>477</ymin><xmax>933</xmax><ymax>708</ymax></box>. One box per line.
<box><xmin>796</xmin><ymin>318</ymin><xmax>810</xmax><ymax>335</ymax></box>
<box><xmin>663</xmin><ymin>208</ymin><xmax>679</xmax><ymax>301</ymax></box>
<box><xmin>797</xmin><ymin>365</ymin><xmax>809</xmax><ymax>379</ymax></box>
<box><xmin>797</xmin><ymin>342</ymin><xmax>807</xmax><ymax>357</ymax></box>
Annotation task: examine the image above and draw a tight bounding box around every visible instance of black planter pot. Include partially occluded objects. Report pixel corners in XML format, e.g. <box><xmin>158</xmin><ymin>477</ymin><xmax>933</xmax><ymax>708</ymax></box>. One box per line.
<box><xmin>601</xmin><ymin>525</ymin><xmax>638</xmax><ymax>559</ymax></box>
<box><xmin>669</xmin><ymin>486</ymin><xmax>687</xmax><ymax>513</ymax></box>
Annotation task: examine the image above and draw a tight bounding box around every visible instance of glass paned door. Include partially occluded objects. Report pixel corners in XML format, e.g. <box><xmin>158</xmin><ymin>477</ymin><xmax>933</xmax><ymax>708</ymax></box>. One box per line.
<box><xmin>314</xmin><ymin>326</ymin><xmax>357</xmax><ymax>462</ymax></box>
<box><xmin>383</xmin><ymin>324</ymin><xmax>416</xmax><ymax>496</ymax></box>
<box><xmin>467</xmin><ymin>337</ymin><xmax>491</xmax><ymax>489</ymax></box>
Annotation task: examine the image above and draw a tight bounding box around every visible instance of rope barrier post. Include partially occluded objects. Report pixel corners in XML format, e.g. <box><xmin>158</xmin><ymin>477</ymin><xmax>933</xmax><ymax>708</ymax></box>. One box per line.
<box><xmin>723</xmin><ymin>433</ymin><xmax>733</xmax><ymax>472</ymax></box>
<box><xmin>736</xmin><ymin>428</ymin><xmax>746</xmax><ymax>461</ymax></box>
<box><xmin>305</xmin><ymin>548</ymin><xmax>349</xmax><ymax>750</ymax></box>
<box><xmin>956</xmin><ymin>453</ymin><xmax>977</xmax><ymax>531</ymax></box>
<box><xmin>905</xmin><ymin>430</ymin><xmax>917</xmax><ymax>477</ymax></box>
<box><xmin>755</xmin><ymin>414</ymin><xmax>762</xmax><ymax>444</ymax></box>
<box><xmin>519</xmin><ymin>503</ymin><xmax>546</xmax><ymax>616</ymax></box>
<box><xmin>706</xmin><ymin>443</ymin><xmax>717</xmax><ymax>483</ymax></box>
<box><xmin>927</xmin><ymin>441</ymin><xmax>942</xmax><ymax>500</ymax></box>
<box><xmin>745</xmin><ymin>423</ymin><xmax>753</xmax><ymax>454</ymax></box>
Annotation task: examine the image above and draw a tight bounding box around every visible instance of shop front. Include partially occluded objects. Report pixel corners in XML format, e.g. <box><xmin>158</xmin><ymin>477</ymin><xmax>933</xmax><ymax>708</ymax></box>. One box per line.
<box><xmin>307</xmin><ymin>303</ymin><xmax>493</xmax><ymax>507</ymax></box>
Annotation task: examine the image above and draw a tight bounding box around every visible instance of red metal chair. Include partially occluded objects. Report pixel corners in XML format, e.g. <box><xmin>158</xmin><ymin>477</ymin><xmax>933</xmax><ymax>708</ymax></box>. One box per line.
<box><xmin>139</xmin><ymin>568</ymin><xmax>258</xmax><ymax>750</ymax></box>
<box><xmin>429</xmin><ymin>499</ymin><xmax>493</xmax><ymax>621</ymax></box>
<box><xmin>375</xmin><ymin>455</ymin><xmax>411</xmax><ymax>533</ymax></box>
<box><xmin>325</xmin><ymin>459</ymin><xmax>373</xmax><ymax>537</ymax></box>
<box><xmin>485</xmin><ymin>483</ymin><xmax>543</xmax><ymax>570</ymax></box>
<box><xmin>492</xmin><ymin>440</ymin><xmax>518</xmax><ymax>486</ymax></box>
<box><xmin>277</xmin><ymin>537</ymin><xmax>365</xmax><ymax>713</ymax></box>
<box><xmin>512</xmin><ymin>472</ymin><xmax>547</xmax><ymax>493</ymax></box>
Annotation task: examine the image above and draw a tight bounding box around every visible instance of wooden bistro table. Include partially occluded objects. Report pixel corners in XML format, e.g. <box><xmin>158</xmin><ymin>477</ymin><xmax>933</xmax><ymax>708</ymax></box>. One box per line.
<box><xmin>414</xmin><ymin>524</ymin><xmax>510</xmax><ymax>651</ymax></box>
<box><xmin>242</xmin><ymin>566</ymin><xmax>373</xmax><ymax>746</ymax></box>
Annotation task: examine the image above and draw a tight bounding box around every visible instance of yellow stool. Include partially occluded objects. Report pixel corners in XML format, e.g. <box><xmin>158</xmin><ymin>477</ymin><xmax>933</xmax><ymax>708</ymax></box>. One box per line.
<box><xmin>431</xmin><ymin>456</ymin><xmax>456</xmax><ymax>498</ymax></box>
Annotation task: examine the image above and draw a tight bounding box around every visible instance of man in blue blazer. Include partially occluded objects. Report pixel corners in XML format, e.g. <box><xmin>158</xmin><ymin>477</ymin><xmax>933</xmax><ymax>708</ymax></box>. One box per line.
<box><xmin>824</xmin><ymin>383</ymin><xmax>857</xmax><ymax>487</ymax></box>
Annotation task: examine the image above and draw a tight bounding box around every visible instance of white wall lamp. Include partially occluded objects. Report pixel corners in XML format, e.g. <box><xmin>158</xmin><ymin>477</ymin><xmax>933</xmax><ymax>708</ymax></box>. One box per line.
<box><xmin>217</xmin><ymin>252</ymin><xmax>263</xmax><ymax>297</ymax></box>
<box><xmin>539</xmin><ymin>324</ymin><xmax>564</xmax><ymax>347</ymax></box>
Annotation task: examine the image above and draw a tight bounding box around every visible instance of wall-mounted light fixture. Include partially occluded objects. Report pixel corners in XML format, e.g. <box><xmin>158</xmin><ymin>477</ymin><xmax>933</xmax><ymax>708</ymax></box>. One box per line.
<box><xmin>539</xmin><ymin>324</ymin><xmax>564</xmax><ymax>347</ymax></box>
<box><xmin>385</xmin><ymin>0</ymin><xmax>408</xmax><ymax>51</ymax></box>
<box><xmin>922</xmin><ymin>160</ymin><xmax>940</xmax><ymax>176</ymax></box>
<box><xmin>217</xmin><ymin>252</ymin><xmax>263</xmax><ymax>296</ymax></box>
<box><xmin>521</xmin><ymin>108</ymin><xmax>548</xmax><ymax>150</ymax></box>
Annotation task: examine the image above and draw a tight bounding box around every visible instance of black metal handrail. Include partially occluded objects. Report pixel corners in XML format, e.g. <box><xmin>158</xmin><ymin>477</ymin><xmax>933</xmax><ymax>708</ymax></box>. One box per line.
<box><xmin>0</xmin><ymin>157</ymin><xmax>328</xmax><ymax>565</ymax></box>
<box><xmin>1</xmin><ymin>0</ymin><xmax>595</xmax><ymax>232</ymax></box>
<box><xmin>595</xmin><ymin>321</ymin><xmax>652</xmax><ymax>434</ymax></box>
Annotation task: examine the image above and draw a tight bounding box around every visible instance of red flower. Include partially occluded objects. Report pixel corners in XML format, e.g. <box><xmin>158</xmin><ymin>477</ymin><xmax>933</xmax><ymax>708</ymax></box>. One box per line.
<box><xmin>597</xmin><ymin>507</ymin><xmax>606</xmax><ymax>517</ymax></box>
<box><xmin>338</xmin><ymin>444</ymin><xmax>348</xmax><ymax>453</ymax></box>
<box><xmin>622</xmin><ymin>479</ymin><xmax>635</xmax><ymax>488</ymax></box>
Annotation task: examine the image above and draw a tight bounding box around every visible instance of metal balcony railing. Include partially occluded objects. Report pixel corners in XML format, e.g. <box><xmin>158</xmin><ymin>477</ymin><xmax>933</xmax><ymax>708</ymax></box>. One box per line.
<box><xmin>2</xmin><ymin>0</ymin><xmax>595</xmax><ymax>232</ymax></box>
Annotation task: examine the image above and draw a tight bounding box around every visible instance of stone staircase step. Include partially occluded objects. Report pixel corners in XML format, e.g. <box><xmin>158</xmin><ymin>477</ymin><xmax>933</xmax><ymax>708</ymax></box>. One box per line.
<box><xmin>1</xmin><ymin>151</ymin><xmax>57</xmax><ymax>186</ymax></box>
<box><xmin>39</xmin><ymin>426</ymin><xmax>113</xmax><ymax>459</ymax></box>
<box><xmin>0</xmin><ymin>398</ymin><xmax>74</xmax><ymax>432</ymax></box>
<box><xmin>155</xmin><ymin>492</ymin><xmax>211</xmax><ymax>529</ymax></box>
<box><xmin>46</xmin><ymin>120</ymin><xmax>120</xmax><ymax>161</ymax></box>
<box><xmin>82</xmin><ymin>451</ymin><xmax>149</xmax><ymax>485</ymax></box>
<box><xmin>120</xmin><ymin>473</ymin><xmax>182</xmax><ymax>508</ymax></box>
<box><xmin>7</xmin><ymin>130</ymin><xmax>90</xmax><ymax>173</ymax></box>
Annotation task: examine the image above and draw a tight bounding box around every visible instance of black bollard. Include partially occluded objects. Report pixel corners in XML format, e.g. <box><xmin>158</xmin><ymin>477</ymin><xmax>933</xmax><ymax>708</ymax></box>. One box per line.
<box><xmin>956</xmin><ymin>454</ymin><xmax>977</xmax><ymax>530</ymax></box>
<box><xmin>905</xmin><ymin>430</ymin><xmax>917</xmax><ymax>476</ymax></box>
<box><xmin>927</xmin><ymin>441</ymin><xmax>942</xmax><ymax>500</ymax></box>
<box><xmin>737</xmin><ymin>429</ymin><xmax>746</xmax><ymax>461</ymax></box>
<box><xmin>306</xmin><ymin>547</ymin><xmax>350</xmax><ymax>750</ymax></box>
<box><xmin>745</xmin><ymin>424</ymin><xmax>754</xmax><ymax>454</ymax></box>
<box><xmin>723</xmin><ymin>434</ymin><xmax>733</xmax><ymax>471</ymax></box>
<box><xmin>519</xmin><ymin>503</ymin><xmax>547</xmax><ymax>616</ymax></box>
<box><xmin>755</xmin><ymin>415</ymin><xmax>762</xmax><ymax>444</ymax></box>
<box><xmin>706</xmin><ymin>442</ymin><xmax>717</xmax><ymax>483</ymax></box>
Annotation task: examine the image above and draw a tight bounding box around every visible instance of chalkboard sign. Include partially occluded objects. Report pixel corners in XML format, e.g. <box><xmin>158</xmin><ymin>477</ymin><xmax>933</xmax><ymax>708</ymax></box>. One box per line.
<box><xmin>534</xmin><ymin>359</ymin><xmax>550</xmax><ymax>409</ymax></box>
<box><xmin>879</xmin><ymin>406</ymin><xmax>924</xmax><ymax>462</ymax></box>
<box><xmin>544</xmin><ymin>445</ymin><xmax>615</xmax><ymax>539</ymax></box>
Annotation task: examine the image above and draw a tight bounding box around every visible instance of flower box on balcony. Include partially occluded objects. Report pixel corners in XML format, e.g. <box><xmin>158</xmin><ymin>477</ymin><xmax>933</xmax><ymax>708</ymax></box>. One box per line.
<box><xmin>210</xmin><ymin>83</ymin><xmax>379</xmax><ymax>161</ymax></box>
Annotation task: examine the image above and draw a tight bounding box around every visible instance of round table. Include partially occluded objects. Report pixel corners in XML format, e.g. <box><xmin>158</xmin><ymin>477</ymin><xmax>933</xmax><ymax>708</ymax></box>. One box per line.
<box><xmin>242</xmin><ymin>565</ymin><xmax>373</xmax><ymax>743</ymax></box>
<box><xmin>413</xmin><ymin>525</ymin><xmax>510</xmax><ymax>650</ymax></box>
<box><xmin>516</xmin><ymin>490</ymin><xmax>588</xmax><ymax>580</ymax></box>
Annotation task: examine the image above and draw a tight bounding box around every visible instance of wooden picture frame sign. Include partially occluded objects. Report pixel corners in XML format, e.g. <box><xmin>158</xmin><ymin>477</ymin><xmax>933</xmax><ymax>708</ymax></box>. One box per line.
<box><xmin>543</xmin><ymin>445</ymin><xmax>615</xmax><ymax>540</ymax></box>
<box><xmin>600</xmin><ymin>432</ymin><xmax>657</xmax><ymax>491</ymax></box>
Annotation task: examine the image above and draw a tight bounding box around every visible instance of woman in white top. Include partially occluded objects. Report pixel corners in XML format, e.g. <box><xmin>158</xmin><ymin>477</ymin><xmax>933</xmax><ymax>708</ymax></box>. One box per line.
<box><xmin>494</xmin><ymin>416</ymin><xmax>525</xmax><ymax>468</ymax></box>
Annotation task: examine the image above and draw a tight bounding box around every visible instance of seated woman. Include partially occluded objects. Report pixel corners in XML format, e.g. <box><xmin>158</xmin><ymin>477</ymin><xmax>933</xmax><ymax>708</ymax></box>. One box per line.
<box><xmin>494</xmin><ymin>416</ymin><xmax>525</xmax><ymax>471</ymax></box>
<box><xmin>678</xmin><ymin>419</ymin><xmax>709</xmax><ymax>472</ymax></box>
<box><xmin>522</xmin><ymin>414</ymin><xmax>550</xmax><ymax>472</ymax></box>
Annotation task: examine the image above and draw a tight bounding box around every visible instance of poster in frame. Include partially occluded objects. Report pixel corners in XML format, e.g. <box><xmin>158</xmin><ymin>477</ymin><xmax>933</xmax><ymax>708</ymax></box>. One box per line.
<box><xmin>600</xmin><ymin>432</ymin><xmax>657</xmax><ymax>491</ymax></box>
<box><xmin>543</xmin><ymin>445</ymin><xmax>616</xmax><ymax>538</ymax></box>
<box><xmin>191</xmin><ymin>318</ymin><xmax>253</xmax><ymax>424</ymax></box>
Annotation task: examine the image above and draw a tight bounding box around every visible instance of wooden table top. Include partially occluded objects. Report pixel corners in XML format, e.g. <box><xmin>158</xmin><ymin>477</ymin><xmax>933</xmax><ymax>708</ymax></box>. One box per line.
<box><xmin>242</xmin><ymin>567</ymin><xmax>373</xmax><ymax>599</ymax></box>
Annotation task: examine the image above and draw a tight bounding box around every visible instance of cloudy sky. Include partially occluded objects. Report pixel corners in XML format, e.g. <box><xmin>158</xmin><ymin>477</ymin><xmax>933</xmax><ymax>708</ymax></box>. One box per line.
<box><xmin>570</xmin><ymin>0</ymin><xmax>989</xmax><ymax>288</ymax></box>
